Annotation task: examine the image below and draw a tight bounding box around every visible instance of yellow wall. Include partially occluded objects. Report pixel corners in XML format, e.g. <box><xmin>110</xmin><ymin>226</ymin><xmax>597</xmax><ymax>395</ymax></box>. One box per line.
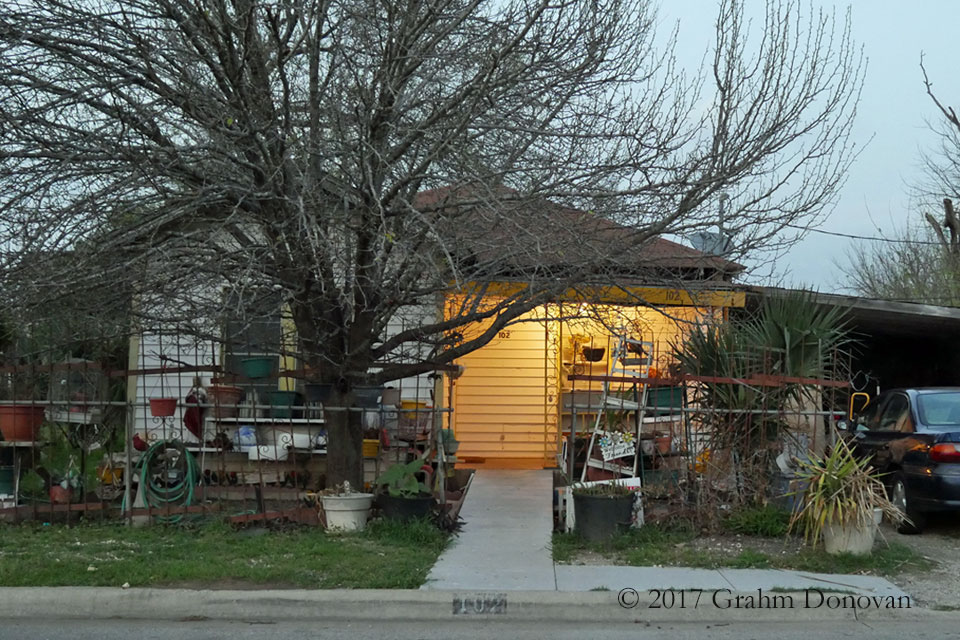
<box><xmin>449</xmin><ymin>302</ymin><xmax>710</xmax><ymax>467</ymax></box>
<box><xmin>452</xmin><ymin>311</ymin><xmax>550</xmax><ymax>464</ymax></box>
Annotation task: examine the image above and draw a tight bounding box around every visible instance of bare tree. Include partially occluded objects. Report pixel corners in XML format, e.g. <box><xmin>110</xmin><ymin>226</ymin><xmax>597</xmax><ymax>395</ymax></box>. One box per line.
<box><xmin>0</xmin><ymin>0</ymin><xmax>863</xmax><ymax>485</ymax></box>
<box><xmin>844</xmin><ymin>221</ymin><xmax>960</xmax><ymax>304</ymax></box>
<box><xmin>844</xmin><ymin>61</ymin><xmax>960</xmax><ymax>306</ymax></box>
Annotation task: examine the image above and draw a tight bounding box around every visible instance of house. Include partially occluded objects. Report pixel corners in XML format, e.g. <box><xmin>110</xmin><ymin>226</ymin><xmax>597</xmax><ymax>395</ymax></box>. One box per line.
<box><xmin>128</xmin><ymin>188</ymin><xmax>746</xmax><ymax>475</ymax></box>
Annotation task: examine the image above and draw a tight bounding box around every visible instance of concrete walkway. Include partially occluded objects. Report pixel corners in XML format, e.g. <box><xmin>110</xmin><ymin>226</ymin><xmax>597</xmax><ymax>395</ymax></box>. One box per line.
<box><xmin>423</xmin><ymin>469</ymin><xmax>557</xmax><ymax>590</ymax></box>
<box><xmin>423</xmin><ymin>469</ymin><xmax>909</xmax><ymax>600</ymax></box>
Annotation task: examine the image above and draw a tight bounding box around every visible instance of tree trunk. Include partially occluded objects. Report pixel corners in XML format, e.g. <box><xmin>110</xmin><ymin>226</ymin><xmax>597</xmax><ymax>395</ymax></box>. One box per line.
<box><xmin>324</xmin><ymin>387</ymin><xmax>364</xmax><ymax>489</ymax></box>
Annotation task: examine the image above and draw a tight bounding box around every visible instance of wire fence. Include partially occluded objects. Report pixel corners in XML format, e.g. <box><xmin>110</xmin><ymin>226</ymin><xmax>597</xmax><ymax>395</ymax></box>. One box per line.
<box><xmin>556</xmin><ymin>329</ymin><xmax>853</xmax><ymax>529</ymax></box>
<box><xmin>0</xmin><ymin>325</ymin><xmax>451</xmax><ymax>525</ymax></box>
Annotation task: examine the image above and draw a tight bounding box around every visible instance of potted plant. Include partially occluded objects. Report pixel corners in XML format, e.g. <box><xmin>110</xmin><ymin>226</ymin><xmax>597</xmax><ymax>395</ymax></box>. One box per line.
<box><xmin>375</xmin><ymin>457</ymin><xmax>435</xmax><ymax>521</ymax></box>
<box><xmin>149</xmin><ymin>397</ymin><xmax>177</xmax><ymax>417</ymax></box>
<box><xmin>320</xmin><ymin>481</ymin><xmax>374</xmax><ymax>532</ymax></box>
<box><xmin>571</xmin><ymin>482</ymin><xmax>636</xmax><ymax>542</ymax></box>
<box><xmin>440</xmin><ymin>428</ymin><xmax>459</xmax><ymax>455</ymax></box>
<box><xmin>789</xmin><ymin>439</ymin><xmax>903</xmax><ymax>555</ymax></box>
<box><xmin>0</xmin><ymin>318</ymin><xmax>48</xmax><ymax>441</ymax></box>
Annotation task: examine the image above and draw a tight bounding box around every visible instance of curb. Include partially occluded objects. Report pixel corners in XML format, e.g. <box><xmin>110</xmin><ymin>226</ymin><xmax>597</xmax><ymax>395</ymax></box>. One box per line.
<box><xmin>0</xmin><ymin>587</ymin><xmax>934</xmax><ymax>624</ymax></box>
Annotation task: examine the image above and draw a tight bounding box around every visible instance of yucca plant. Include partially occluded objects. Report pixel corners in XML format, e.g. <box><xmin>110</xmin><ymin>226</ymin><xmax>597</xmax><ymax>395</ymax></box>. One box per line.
<box><xmin>788</xmin><ymin>439</ymin><xmax>903</xmax><ymax>547</ymax></box>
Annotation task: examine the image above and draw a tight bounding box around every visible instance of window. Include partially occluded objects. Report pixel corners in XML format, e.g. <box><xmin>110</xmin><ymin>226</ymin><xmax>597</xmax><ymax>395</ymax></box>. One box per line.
<box><xmin>856</xmin><ymin>397</ymin><xmax>884</xmax><ymax>431</ymax></box>
<box><xmin>877</xmin><ymin>394</ymin><xmax>909</xmax><ymax>432</ymax></box>
<box><xmin>917</xmin><ymin>392</ymin><xmax>960</xmax><ymax>429</ymax></box>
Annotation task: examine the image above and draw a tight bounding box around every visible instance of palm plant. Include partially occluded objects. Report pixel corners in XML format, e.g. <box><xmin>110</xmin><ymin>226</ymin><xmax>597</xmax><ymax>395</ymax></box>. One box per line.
<box><xmin>674</xmin><ymin>291</ymin><xmax>854</xmax><ymax>506</ymax></box>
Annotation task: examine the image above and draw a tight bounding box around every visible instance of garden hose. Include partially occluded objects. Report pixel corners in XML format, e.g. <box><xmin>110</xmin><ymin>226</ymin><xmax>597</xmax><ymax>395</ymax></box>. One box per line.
<box><xmin>124</xmin><ymin>440</ymin><xmax>199</xmax><ymax>524</ymax></box>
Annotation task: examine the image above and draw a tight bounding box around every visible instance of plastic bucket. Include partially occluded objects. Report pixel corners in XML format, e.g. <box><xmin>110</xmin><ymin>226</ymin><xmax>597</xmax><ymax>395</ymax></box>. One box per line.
<box><xmin>149</xmin><ymin>397</ymin><xmax>177</xmax><ymax>417</ymax></box>
<box><xmin>381</xmin><ymin>387</ymin><xmax>401</xmax><ymax>407</ymax></box>
<box><xmin>268</xmin><ymin>390</ymin><xmax>301</xmax><ymax>418</ymax></box>
<box><xmin>362</xmin><ymin>438</ymin><xmax>380</xmax><ymax>458</ymax></box>
<box><xmin>377</xmin><ymin>493</ymin><xmax>435</xmax><ymax>521</ymax></box>
<box><xmin>304</xmin><ymin>383</ymin><xmax>334</xmax><ymax>404</ymax></box>
<box><xmin>207</xmin><ymin>386</ymin><xmax>244</xmax><ymax>419</ymax></box>
<box><xmin>572</xmin><ymin>492</ymin><xmax>634</xmax><ymax>542</ymax></box>
<box><xmin>0</xmin><ymin>405</ymin><xmax>45</xmax><ymax>441</ymax></box>
<box><xmin>0</xmin><ymin>466</ymin><xmax>14</xmax><ymax>495</ymax></box>
<box><xmin>353</xmin><ymin>386</ymin><xmax>383</xmax><ymax>409</ymax></box>
<box><xmin>241</xmin><ymin>357</ymin><xmax>275</xmax><ymax>379</ymax></box>
<box><xmin>322</xmin><ymin>493</ymin><xmax>374</xmax><ymax>531</ymax></box>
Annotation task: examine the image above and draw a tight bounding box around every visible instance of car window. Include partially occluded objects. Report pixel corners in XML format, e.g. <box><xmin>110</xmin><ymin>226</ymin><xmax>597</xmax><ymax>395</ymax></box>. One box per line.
<box><xmin>856</xmin><ymin>396</ymin><xmax>885</xmax><ymax>431</ymax></box>
<box><xmin>877</xmin><ymin>394</ymin><xmax>909</xmax><ymax>431</ymax></box>
<box><xmin>917</xmin><ymin>392</ymin><xmax>960</xmax><ymax>430</ymax></box>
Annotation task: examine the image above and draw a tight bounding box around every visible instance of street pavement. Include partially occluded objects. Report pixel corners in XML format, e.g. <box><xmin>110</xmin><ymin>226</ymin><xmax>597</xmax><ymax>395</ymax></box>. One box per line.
<box><xmin>4</xmin><ymin>618</ymin><xmax>960</xmax><ymax>640</ymax></box>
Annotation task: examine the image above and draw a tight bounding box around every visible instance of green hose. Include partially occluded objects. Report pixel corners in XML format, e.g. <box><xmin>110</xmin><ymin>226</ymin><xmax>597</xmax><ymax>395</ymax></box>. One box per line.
<box><xmin>125</xmin><ymin>440</ymin><xmax>199</xmax><ymax>524</ymax></box>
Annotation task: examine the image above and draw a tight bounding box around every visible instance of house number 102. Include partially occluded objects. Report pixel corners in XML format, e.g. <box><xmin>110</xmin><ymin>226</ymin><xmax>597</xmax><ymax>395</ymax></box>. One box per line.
<box><xmin>498</xmin><ymin>330</ymin><xmax>511</xmax><ymax>339</ymax></box>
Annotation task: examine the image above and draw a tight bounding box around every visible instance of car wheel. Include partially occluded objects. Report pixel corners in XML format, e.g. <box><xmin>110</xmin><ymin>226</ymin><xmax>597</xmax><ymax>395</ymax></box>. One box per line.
<box><xmin>891</xmin><ymin>473</ymin><xmax>925</xmax><ymax>534</ymax></box>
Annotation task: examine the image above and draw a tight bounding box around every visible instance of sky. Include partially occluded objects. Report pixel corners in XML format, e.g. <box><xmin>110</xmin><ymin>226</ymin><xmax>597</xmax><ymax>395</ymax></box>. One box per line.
<box><xmin>660</xmin><ymin>0</ymin><xmax>957</xmax><ymax>293</ymax></box>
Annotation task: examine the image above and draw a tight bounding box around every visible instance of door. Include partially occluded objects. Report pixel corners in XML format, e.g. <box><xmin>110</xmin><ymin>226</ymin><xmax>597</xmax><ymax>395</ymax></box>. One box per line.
<box><xmin>452</xmin><ymin>316</ymin><xmax>550</xmax><ymax>467</ymax></box>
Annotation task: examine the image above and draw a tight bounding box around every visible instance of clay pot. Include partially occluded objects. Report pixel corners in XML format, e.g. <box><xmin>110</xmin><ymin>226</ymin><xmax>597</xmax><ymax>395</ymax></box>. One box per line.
<box><xmin>149</xmin><ymin>397</ymin><xmax>177</xmax><ymax>417</ymax></box>
<box><xmin>49</xmin><ymin>485</ymin><xmax>73</xmax><ymax>504</ymax></box>
<box><xmin>0</xmin><ymin>405</ymin><xmax>45</xmax><ymax>441</ymax></box>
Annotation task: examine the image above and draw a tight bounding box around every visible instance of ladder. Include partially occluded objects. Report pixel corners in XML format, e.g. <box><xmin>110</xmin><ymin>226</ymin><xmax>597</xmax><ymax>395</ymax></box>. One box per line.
<box><xmin>579</xmin><ymin>334</ymin><xmax>653</xmax><ymax>481</ymax></box>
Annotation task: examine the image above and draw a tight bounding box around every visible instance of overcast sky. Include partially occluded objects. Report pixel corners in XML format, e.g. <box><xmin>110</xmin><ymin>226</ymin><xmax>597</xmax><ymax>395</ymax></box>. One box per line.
<box><xmin>661</xmin><ymin>0</ymin><xmax>957</xmax><ymax>293</ymax></box>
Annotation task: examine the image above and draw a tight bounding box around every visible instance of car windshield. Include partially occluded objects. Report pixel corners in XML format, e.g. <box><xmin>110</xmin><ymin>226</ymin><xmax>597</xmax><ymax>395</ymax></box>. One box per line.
<box><xmin>917</xmin><ymin>392</ymin><xmax>960</xmax><ymax>429</ymax></box>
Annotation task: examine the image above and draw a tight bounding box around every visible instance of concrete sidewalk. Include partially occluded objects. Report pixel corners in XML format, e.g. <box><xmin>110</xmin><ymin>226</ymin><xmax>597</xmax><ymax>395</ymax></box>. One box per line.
<box><xmin>423</xmin><ymin>469</ymin><xmax>556</xmax><ymax>590</ymax></box>
<box><xmin>423</xmin><ymin>469</ymin><xmax>908</xmax><ymax>600</ymax></box>
<box><xmin>555</xmin><ymin>566</ymin><xmax>909</xmax><ymax>598</ymax></box>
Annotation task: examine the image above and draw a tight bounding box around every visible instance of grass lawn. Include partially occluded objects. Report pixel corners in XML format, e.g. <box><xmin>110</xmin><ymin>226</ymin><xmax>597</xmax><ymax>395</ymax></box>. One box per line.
<box><xmin>553</xmin><ymin>515</ymin><xmax>932</xmax><ymax>577</ymax></box>
<box><xmin>0</xmin><ymin>519</ymin><xmax>448</xmax><ymax>588</ymax></box>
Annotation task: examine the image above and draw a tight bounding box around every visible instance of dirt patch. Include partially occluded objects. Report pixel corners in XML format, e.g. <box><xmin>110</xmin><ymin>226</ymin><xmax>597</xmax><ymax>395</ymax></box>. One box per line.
<box><xmin>686</xmin><ymin>533</ymin><xmax>806</xmax><ymax>557</ymax></box>
<box><xmin>878</xmin><ymin>514</ymin><xmax>960</xmax><ymax>608</ymax></box>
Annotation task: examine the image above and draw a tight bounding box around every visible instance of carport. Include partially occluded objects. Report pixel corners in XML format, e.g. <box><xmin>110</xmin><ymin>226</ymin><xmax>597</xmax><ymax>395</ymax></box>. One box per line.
<box><xmin>746</xmin><ymin>288</ymin><xmax>960</xmax><ymax>391</ymax></box>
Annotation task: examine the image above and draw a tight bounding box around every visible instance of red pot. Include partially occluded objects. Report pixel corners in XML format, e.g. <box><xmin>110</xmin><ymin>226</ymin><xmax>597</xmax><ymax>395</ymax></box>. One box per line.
<box><xmin>655</xmin><ymin>435</ymin><xmax>672</xmax><ymax>454</ymax></box>
<box><xmin>49</xmin><ymin>485</ymin><xmax>72</xmax><ymax>504</ymax></box>
<box><xmin>149</xmin><ymin>397</ymin><xmax>178</xmax><ymax>417</ymax></box>
<box><xmin>207</xmin><ymin>385</ymin><xmax>244</xmax><ymax>418</ymax></box>
<box><xmin>0</xmin><ymin>405</ymin><xmax>45</xmax><ymax>441</ymax></box>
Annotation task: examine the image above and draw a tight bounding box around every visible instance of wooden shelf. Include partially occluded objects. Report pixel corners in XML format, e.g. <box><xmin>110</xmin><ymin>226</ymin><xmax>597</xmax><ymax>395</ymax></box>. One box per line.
<box><xmin>0</xmin><ymin>441</ymin><xmax>45</xmax><ymax>448</ymax></box>
<box><xmin>185</xmin><ymin>444</ymin><xmax>327</xmax><ymax>455</ymax></box>
<box><xmin>204</xmin><ymin>416</ymin><xmax>325</xmax><ymax>425</ymax></box>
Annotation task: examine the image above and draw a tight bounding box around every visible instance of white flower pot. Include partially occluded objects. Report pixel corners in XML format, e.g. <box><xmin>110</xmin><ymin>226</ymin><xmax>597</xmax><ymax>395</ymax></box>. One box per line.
<box><xmin>322</xmin><ymin>493</ymin><xmax>374</xmax><ymax>532</ymax></box>
<box><xmin>823</xmin><ymin>516</ymin><xmax>878</xmax><ymax>555</ymax></box>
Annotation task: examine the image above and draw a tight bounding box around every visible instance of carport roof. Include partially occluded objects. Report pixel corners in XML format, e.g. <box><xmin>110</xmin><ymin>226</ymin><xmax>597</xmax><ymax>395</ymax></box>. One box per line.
<box><xmin>746</xmin><ymin>286</ymin><xmax>960</xmax><ymax>338</ymax></box>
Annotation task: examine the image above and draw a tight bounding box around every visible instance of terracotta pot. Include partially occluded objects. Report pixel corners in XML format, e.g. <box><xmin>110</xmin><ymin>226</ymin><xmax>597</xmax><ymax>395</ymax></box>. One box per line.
<box><xmin>207</xmin><ymin>385</ymin><xmax>244</xmax><ymax>418</ymax></box>
<box><xmin>655</xmin><ymin>435</ymin><xmax>672</xmax><ymax>454</ymax></box>
<box><xmin>149</xmin><ymin>397</ymin><xmax>177</xmax><ymax>417</ymax></box>
<box><xmin>0</xmin><ymin>405</ymin><xmax>45</xmax><ymax>441</ymax></box>
<box><xmin>49</xmin><ymin>485</ymin><xmax>73</xmax><ymax>504</ymax></box>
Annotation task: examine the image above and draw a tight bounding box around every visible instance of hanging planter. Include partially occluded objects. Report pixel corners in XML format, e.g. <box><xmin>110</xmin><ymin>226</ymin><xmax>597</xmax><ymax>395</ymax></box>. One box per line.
<box><xmin>241</xmin><ymin>357</ymin><xmax>275</xmax><ymax>379</ymax></box>
<box><xmin>149</xmin><ymin>397</ymin><xmax>178</xmax><ymax>417</ymax></box>
<box><xmin>581</xmin><ymin>347</ymin><xmax>606</xmax><ymax>362</ymax></box>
